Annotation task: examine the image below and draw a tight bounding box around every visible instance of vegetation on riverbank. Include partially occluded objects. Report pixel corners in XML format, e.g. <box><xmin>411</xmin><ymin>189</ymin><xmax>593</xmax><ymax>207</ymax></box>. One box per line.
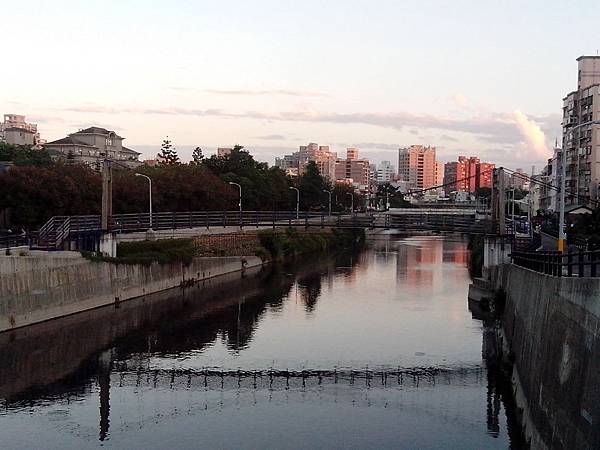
<box><xmin>83</xmin><ymin>228</ymin><xmax>365</xmax><ymax>266</ymax></box>
<box><xmin>257</xmin><ymin>227</ymin><xmax>365</xmax><ymax>261</ymax></box>
<box><xmin>84</xmin><ymin>239</ymin><xmax>197</xmax><ymax>266</ymax></box>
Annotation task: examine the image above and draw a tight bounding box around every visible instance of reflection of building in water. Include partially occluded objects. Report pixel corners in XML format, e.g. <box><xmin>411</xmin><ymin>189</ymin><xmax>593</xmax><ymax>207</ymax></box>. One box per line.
<box><xmin>395</xmin><ymin>240</ymin><xmax>443</xmax><ymax>287</ymax></box>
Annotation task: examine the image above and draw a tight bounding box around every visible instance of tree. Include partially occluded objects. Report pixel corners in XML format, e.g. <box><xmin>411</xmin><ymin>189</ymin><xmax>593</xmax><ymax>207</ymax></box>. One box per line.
<box><xmin>191</xmin><ymin>147</ymin><xmax>204</xmax><ymax>165</ymax></box>
<box><xmin>66</xmin><ymin>149</ymin><xmax>75</xmax><ymax>164</ymax></box>
<box><xmin>157</xmin><ymin>137</ymin><xmax>180</xmax><ymax>166</ymax></box>
<box><xmin>297</xmin><ymin>161</ymin><xmax>329</xmax><ymax>210</ymax></box>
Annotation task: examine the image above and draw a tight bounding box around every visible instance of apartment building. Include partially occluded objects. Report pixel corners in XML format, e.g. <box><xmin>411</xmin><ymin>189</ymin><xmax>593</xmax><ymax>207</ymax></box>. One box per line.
<box><xmin>561</xmin><ymin>56</ymin><xmax>600</xmax><ymax>205</ymax></box>
<box><xmin>443</xmin><ymin>156</ymin><xmax>495</xmax><ymax>193</ymax></box>
<box><xmin>398</xmin><ymin>145</ymin><xmax>437</xmax><ymax>190</ymax></box>
<box><xmin>275</xmin><ymin>143</ymin><xmax>338</xmax><ymax>180</ymax></box>
<box><xmin>335</xmin><ymin>148</ymin><xmax>370</xmax><ymax>189</ymax></box>
<box><xmin>0</xmin><ymin>114</ymin><xmax>43</xmax><ymax>147</ymax></box>
<box><xmin>375</xmin><ymin>160</ymin><xmax>396</xmax><ymax>183</ymax></box>
<box><xmin>44</xmin><ymin>126</ymin><xmax>141</xmax><ymax>170</ymax></box>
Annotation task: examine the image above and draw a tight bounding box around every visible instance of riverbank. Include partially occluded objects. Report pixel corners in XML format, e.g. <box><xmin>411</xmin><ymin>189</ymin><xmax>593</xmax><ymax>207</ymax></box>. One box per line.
<box><xmin>489</xmin><ymin>263</ymin><xmax>600</xmax><ymax>449</ymax></box>
<box><xmin>0</xmin><ymin>228</ymin><xmax>363</xmax><ymax>333</ymax></box>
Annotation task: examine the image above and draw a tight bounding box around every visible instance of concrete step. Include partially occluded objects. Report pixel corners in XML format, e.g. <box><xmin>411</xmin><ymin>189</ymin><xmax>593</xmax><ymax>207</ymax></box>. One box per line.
<box><xmin>468</xmin><ymin>283</ymin><xmax>492</xmax><ymax>303</ymax></box>
<box><xmin>472</xmin><ymin>277</ymin><xmax>491</xmax><ymax>290</ymax></box>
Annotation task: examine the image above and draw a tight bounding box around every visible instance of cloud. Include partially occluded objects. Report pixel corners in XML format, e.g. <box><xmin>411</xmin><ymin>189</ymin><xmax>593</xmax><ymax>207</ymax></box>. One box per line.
<box><xmin>439</xmin><ymin>134</ymin><xmax>459</xmax><ymax>143</ymax></box>
<box><xmin>205</xmin><ymin>89</ymin><xmax>330</xmax><ymax>98</ymax></box>
<box><xmin>63</xmin><ymin>103</ymin><xmax>559</xmax><ymax>163</ymax></box>
<box><xmin>255</xmin><ymin>134</ymin><xmax>286</xmax><ymax>141</ymax></box>
<box><xmin>452</xmin><ymin>93</ymin><xmax>470</xmax><ymax>109</ymax></box>
<box><xmin>512</xmin><ymin>110</ymin><xmax>552</xmax><ymax>160</ymax></box>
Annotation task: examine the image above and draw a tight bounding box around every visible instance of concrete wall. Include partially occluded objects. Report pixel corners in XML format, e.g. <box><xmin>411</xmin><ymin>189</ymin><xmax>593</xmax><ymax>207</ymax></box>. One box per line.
<box><xmin>0</xmin><ymin>253</ymin><xmax>263</xmax><ymax>333</ymax></box>
<box><xmin>491</xmin><ymin>264</ymin><xmax>600</xmax><ymax>449</ymax></box>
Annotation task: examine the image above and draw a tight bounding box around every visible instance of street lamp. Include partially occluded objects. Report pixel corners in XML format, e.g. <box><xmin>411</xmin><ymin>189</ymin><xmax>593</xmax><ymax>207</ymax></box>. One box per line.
<box><xmin>346</xmin><ymin>192</ymin><xmax>354</xmax><ymax>215</ymax></box>
<box><xmin>289</xmin><ymin>187</ymin><xmax>299</xmax><ymax>219</ymax></box>
<box><xmin>135</xmin><ymin>173</ymin><xmax>153</xmax><ymax>230</ymax></box>
<box><xmin>322</xmin><ymin>189</ymin><xmax>332</xmax><ymax>218</ymax></box>
<box><xmin>228</xmin><ymin>182</ymin><xmax>242</xmax><ymax>214</ymax></box>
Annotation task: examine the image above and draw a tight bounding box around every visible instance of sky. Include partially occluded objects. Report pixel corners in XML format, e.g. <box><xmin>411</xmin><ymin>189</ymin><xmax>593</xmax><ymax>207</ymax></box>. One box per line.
<box><xmin>2</xmin><ymin>0</ymin><xmax>599</xmax><ymax>170</ymax></box>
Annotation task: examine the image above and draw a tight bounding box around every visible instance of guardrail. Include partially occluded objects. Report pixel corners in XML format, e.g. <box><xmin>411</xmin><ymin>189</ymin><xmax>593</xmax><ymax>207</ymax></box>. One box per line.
<box><xmin>511</xmin><ymin>249</ymin><xmax>600</xmax><ymax>277</ymax></box>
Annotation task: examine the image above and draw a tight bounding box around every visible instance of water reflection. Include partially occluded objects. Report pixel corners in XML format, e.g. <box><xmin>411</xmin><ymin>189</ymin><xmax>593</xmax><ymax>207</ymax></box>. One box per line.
<box><xmin>0</xmin><ymin>237</ymin><xmax>524</xmax><ymax>449</ymax></box>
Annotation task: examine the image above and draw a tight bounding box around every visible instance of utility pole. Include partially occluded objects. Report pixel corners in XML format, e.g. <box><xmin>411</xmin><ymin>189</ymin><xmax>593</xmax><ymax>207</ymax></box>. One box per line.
<box><xmin>101</xmin><ymin>160</ymin><xmax>113</xmax><ymax>231</ymax></box>
<box><xmin>558</xmin><ymin>147</ymin><xmax>566</xmax><ymax>252</ymax></box>
<box><xmin>497</xmin><ymin>168</ymin><xmax>506</xmax><ymax>234</ymax></box>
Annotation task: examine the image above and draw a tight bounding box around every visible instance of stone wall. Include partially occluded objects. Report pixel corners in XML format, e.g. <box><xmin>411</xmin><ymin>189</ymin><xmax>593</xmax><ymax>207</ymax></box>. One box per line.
<box><xmin>0</xmin><ymin>253</ymin><xmax>263</xmax><ymax>332</ymax></box>
<box><xmin>491</xmin><ymin>264</ymin><xmax>600</xmax><ymax>449</ymax></box>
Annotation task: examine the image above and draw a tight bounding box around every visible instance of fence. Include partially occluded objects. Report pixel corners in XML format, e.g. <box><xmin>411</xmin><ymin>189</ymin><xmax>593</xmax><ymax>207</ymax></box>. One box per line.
<box><xmin>511</xmin><ymin>249</ymin><xmax>600</xmax><ymax>277</ymax></box>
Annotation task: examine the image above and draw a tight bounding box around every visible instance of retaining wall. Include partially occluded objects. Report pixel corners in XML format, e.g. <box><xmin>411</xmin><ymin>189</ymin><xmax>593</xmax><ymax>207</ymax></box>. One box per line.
<box><xmin>491</xmin><ymin>264</ymin><xmax>600</xmax><ymax>449</ymax></box>
<box><xmin>0</xmin><ymin>253</ymin><xmax>263</xmax><ymax>333</ymax></box>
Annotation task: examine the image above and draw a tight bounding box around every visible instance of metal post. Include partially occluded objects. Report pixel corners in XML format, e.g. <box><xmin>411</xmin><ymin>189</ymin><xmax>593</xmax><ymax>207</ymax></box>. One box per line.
<box><xmin>558</xmin><ymin>148</ymin><xmax>566</xmax><ymax>252</ymax></box>
<box><xmin>229</xmin><ymin>182</ymin><xmax>242</xmax><ymax>228</ymax></box>
<box><xmin>101</xmin><ymin>160</ymin><xmax>113</xmax><ymax>231</ymax></box>
<box><xmin>346</xmin><ymin>192</ymin><xmax>354</xmax><ymax>216</ymax></box>
<box><xmin>323</xmin><ymin>190</ymin><xmax>332</xmax><ymax>218</ymax></box>
<box><xmin>290</xmin><ymin>187</ymin><xmax>299</xmax><ymax>219</ymax></box>
<box><xmin>135</xmin><ymin>173</ymin><xmax>153</xmax><ymax>230</ymax></box>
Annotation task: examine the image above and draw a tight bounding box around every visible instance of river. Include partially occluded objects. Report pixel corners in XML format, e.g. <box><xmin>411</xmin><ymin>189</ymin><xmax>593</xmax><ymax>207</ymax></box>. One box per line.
<box><xmin>0</xmin><ymin>235</ymin><xmax>524</xmax><ymax>449</ymax></box>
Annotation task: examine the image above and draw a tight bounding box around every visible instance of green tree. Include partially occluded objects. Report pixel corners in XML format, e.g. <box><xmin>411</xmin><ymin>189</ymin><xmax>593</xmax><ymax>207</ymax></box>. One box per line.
<box><xmin>191</xmin><ymin>146</ymin><xmax>204</xmax><ymax>165</ymax></box>
<box><xmin>297</xmin><ymin>161</ymin><xmax>329</xmax><ymax>210</ymax></box>
<box><xmin>157</xmin><ymin>138</ymin><xmax>180</xmax><ymax>165</ymax></box>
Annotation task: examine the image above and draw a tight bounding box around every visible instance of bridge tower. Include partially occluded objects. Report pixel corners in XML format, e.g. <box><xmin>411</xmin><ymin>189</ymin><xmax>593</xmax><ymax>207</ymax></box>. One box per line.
<box><xmin>490</xmin><ymin>168</ymin><xmax>506</xmax><ymax>235</ymax></box>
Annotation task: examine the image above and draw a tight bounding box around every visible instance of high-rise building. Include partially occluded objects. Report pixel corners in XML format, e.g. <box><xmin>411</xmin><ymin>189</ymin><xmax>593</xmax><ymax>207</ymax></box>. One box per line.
<box><xmin>376</xmin><ymin>160</ymin><xmax>396</xmax><ymax>183</ymax></box>
<box><xmin>398</xmin><ymin>145</ymin><xmax>437</xmax><ymax>190</ymax></box>
<box><xmin>335</xmin><ymin>148</ymin><xmax>370</xmax><ymax>189</ymax></box>
<box><xmin>443</xmin><ymin>156</ymin><xmax>495</xmax><ymax>193</ymax></box>
<box><xmin>561</xmin><ymin>56</ymin><xmax>600</xmax><ymax>205</ymax></box>
<box><xmin>275</xmin><ymin>143</ymin><xmax>337</xmax><ymax>180</ymax></box>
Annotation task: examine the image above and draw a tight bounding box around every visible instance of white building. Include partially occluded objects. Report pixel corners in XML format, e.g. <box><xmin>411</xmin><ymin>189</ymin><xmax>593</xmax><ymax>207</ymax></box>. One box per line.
<box><xmin>561</xmin><ymin>56</ymin><xmax>600</xmax><ymax>205</ymax></box>
<box><xmin>0</xmin><ymin>114</ymin><xmax>43</xmax><ymax>147</ymax></box>
<box><xmin>376</xmin><ymin>160</ymin><xmax>396</xmax><ymax>183</ymax></box>
<box><xmin>44</xmin><ymin>126</ymin><xmax>141</xmax><ymax>171</ymax></box>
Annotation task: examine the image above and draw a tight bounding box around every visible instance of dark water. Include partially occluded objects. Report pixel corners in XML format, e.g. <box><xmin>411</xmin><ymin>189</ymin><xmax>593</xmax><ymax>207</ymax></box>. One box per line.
<box><xmin>0</xmin><ymin>236</ymin><xmax>523</xmax><ymax>449</ymax></box>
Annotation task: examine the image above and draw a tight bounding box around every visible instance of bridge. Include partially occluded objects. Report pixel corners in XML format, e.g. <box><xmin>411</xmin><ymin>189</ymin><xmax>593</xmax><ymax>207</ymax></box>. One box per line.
<box><xmin>7</xmin><ymin>209</ymin><xmax>495</xmax><ymax>251</ymax></box>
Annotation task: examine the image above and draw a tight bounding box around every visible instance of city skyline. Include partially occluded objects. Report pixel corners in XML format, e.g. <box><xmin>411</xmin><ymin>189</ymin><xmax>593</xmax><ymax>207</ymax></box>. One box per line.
<box><xmin>3</xmin><ymin>0</ymin><xmax>600</xmax><ymax>169</ymax></box>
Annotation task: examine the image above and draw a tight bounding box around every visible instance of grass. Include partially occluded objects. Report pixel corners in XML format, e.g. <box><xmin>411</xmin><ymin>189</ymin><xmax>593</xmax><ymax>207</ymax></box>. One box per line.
<box><xmin>257</xmin><ymin>227</ymin><xmax>364</xmax><ymax>261</ymax></box>
<box><xmin>83</xmin><ymin>238</ymin><xmax>197</xmax><ymax>266</ymax></box>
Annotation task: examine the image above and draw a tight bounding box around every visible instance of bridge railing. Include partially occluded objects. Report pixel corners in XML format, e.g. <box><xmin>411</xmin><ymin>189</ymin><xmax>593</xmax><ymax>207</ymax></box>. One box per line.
<box><xmin>511</xmin><ymin>249</ymin><xmax>600</xmax><ymax>277</ymax></box>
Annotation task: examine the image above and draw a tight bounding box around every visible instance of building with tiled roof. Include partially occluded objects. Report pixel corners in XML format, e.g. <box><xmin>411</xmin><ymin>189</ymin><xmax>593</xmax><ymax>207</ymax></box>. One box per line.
<box><xmin>44</xmin><ymin>126</ymin><xmax>141</xmax><ymax>171</ymax></box>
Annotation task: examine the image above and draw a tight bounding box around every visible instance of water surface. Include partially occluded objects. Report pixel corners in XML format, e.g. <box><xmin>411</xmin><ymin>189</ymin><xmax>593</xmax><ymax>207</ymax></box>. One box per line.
<box><xmin>0</xmin><ymin>236</ymin><xmax>523</xmax><ymax>449</ymax></box>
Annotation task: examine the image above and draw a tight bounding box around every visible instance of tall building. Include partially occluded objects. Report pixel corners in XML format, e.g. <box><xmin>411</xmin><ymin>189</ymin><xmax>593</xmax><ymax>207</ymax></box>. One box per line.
<box><xmin>443</xmin><ymin>156</ymin><xmax>495</xmax><ymax>193</ymax></box>
<box><xmin>376</xmin><ymin>160</ymin><xmax>396</xmax><ymax>183</ymax></box>
<box><xmin>275</xmin><ymin>143</ymin><xmax>338</xmax><ymax>180</ymax></box>
<box><xmin>562</xmin><ymin>56</ymin><xmax>600</xmax><ymax>205</ymax></box>
<box><xmin>335</xmin><ymin>148</ymin><xmax>370</xmax><ymax>189</ymax></box>
<box><xmin>0</xmin><ymin>114</ymin><xmax>43</xmax><ymax>147</ymax></box>
<box><xmin>398</xmin><ymin>145</ymin><xmax>437</xmax><ymax>190</ymax></box>
<box><xmin>217</xmin><ymin>147</ymin><xmax>232</xmax><ymax>157</ymax></box>
<box><xmin>44</xmin><ymin>126</ymin><xmax>141</xmax><ymax>171</ymax></box>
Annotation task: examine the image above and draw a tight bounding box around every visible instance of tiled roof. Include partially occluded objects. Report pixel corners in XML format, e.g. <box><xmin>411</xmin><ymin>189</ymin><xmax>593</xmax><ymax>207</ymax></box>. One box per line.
<box><xmin>75</xmin><ymin>127</ymin><xmax>123</xmax><ymax>139</ymax></box>
<box><xmin>122</xmin><ymin>146</ymin><xmax>140</xmax><ymax>155</ymax></box>
<box><xmin>44</xmin><ymin>136</ymin><xmax>95</xmax><ymax>147</ymax></box>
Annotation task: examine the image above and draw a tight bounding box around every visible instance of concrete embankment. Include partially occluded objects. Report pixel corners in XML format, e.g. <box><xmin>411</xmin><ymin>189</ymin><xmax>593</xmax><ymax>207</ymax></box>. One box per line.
<box><xmin>0</xmin><ymin>251</ymin><xmax>262</xmax><ymax>333</ymax></box>
<box><xmin>490</xmin><ymin>264</ymin><xmax>600</xmax><ymax>450</ymax></box>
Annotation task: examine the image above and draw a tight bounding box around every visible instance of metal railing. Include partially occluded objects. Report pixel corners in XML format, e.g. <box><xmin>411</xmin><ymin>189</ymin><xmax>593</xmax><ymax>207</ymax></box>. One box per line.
<box><xmin>511</xmin><ymin>249</ymin><xmax>600</xmax><ymax>277</ymax></box>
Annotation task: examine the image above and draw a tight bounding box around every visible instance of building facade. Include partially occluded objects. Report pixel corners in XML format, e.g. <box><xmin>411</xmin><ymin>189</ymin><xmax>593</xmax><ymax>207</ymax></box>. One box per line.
<box><xmin>334</xmin><ymin>148</ymin><xmax>370</xmax><ymax>189</ymax></box>
<box><xmin>44</xmin><ymin>126</ymin><xmax>141</xmax><ymax>170</ymax></box>
<box><xmin>398</xmin><ymin>145</ymin><xmax>437</xmax><ymax>191</ymax></box>
<box><xmin>376</xmin><ymin>160</ymin><xmax>396</xmax><ymax>183</ymax></box>
<box><xmin>561</xmin><ymin>56</ymin><xmax>600</xmax><ymax>205</ymax></box>
<box><xmin>0</xmin><ymin>114</ymin><xmax>43</xmax><ymax>147</ymax></box>
<box><xmin>443</xmin><ymin>156</ymin><xmax>495</xmax><ymax>193</ymax></box>
<box><xmin>275</xmin><ymin>143</ymin><xmax>338</xmax><ymax>180</ymax></box>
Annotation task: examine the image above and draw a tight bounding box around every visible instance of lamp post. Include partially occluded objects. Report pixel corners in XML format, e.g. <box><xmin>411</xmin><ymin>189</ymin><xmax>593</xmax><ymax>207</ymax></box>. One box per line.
<box><xmin>323</xmin><ymin>189</ymin><xmax>332</xmax><ymax>218</ymax></box>
<box><xmin>290</xmin><ymin>187</ymin><xmax>299</xmax><ymax>219</ymax></box>
<box><xmin>346</xmin><ymin>192</ymin><xmax>354</xmax><ymax>216</ymax></box>
<box><xmin>135</xmin><ymin>173</ymin><xmax>153</xmax><ymax>230</ymax></box>
<box><xmin>229</xmin><ymin>182</ymin><xmax>242</xmax><ymax>227</ymax></box>
<box><xmin>558</xmin><ymin>148</ymin><xmax>566</xmax><ymax>252</ymax></box>
<box><xmin>228</xmin><ymin>182</ymin><xmax>242</xmax><ymax>214</ymax></box>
